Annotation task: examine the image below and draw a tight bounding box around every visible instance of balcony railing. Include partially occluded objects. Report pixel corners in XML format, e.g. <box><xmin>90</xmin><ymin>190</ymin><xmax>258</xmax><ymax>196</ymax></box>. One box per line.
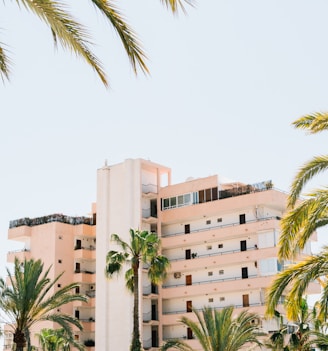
<box><xmin>142</xmin><ymin>183</ymin><xmax>158</xmax><ymax>194</ymax></box>
<box><xmin>161</xmin><ymin>216</ymin><xmax>280</xmax><ymax>238</ymax></box>
<box><xmin>163</xmin><ymin>301</ymin><xmax>266</xmax><ymax>315</ymax></box>
<box><xmin>162</xmin><ymin>274</ymin><xmax>258</xmax><ymax>289</ymax></box>
<box><xmin>168</xmin><ymin>245</ymin><xmax>259</xmax><ymax>262</ymax></box>
<box><xmin>9</xmin><ymin>214</ymin><xmax>95</xmax><ymax>229</ymax></box>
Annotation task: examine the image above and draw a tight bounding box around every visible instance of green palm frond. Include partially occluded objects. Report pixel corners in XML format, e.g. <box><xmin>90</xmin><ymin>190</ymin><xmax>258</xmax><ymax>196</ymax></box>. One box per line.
<box><xmin>266</xmin><ymin>248</ymin><xmax>328</xmax><ymax>320</ymax></box>
<box><xmin>0</xmin><ymin>42</ymin><xmax>11</xmax><ymax>82</ymax></box>
<box><xmin>288</xmin><ymin>155</ymin><xmax>328</xmax><ymax>208</ymax></box>
<box><xmin>17</xmin><ymin>0</ymin><xmax>108</xmax><ymax>86</ymax></box>
<box><xmin>105</xmin><ymin>250</ymin><xmax>127</xmax><ymax>277</ymax></box>
<box><xmin>159</xmin><ymin>0</ymin><xmax>194</xmax><ymax>14</ymax></box>
<box><xmin>293</xmin><ymin>112</ymin><xmax>328</xmax><ymax>134</ymax></box>
<box><xmin>279</xmin><ymin>188</ymin><xmax>328</xmax><ymax>259</ymax></box>
<box><xmin>89</xmin><ymin>0</ymin><xmax>148</xmax><ymax>75</ymax></box>
<box><xmin>148</xmin><ymin>255</ymin><xmax>170</xmax><ymax>284</ymax></box>
<box><xmin>0</xmin><ymin>258</ymin><xmax>87</xmax><ymax>350</ymax></box>
<box><xmin>160</xmin><ymin>339</ymin><xmax>192</xmax><ymax>351</ymax></box>
<box><xmin>164</xmin><ymin>306</ymin><xmax>261</xmax><ymax>351</ymax></box>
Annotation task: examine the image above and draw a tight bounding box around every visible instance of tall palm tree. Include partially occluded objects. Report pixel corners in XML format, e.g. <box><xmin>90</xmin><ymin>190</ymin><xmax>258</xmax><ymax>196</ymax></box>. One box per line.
<box><xmin>279</xmin><ymin>112</ymin><xmax>328</xmax><ymax>260</ymax></box>
<box><xmin>0</xmin><ymin>0</ymin><xmax>192</xmax><ymax>86</ymax></box>
<box><xmin>160</xmin><ymin>306</ymin><xmax>262</xmax><ymax>351</ymax></box>
<box><xmin>0</xmin><ymin>258</ymin><xmax>87</xmax><ymax>351</ymax></box>
<box><xmin>105</xmin><ymin>229</ymin><xmax>170</xmax><ymax>351</ymax></box>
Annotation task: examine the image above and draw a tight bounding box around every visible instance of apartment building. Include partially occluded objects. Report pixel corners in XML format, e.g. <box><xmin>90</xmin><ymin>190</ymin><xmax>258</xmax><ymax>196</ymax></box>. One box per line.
<box><xmin>6</xmin><ymin>212</ymin><xmax>96</xmax><ymax>350</ymax></box>
<box><xmin>6</xmin><ymin>158</ymin><xmax>319</xmax><ymax>350</ymax></box>
<box><xmin>95</xmin><ymin>158</ymin><xmax>319</xmax><ymax>350</ymax></box>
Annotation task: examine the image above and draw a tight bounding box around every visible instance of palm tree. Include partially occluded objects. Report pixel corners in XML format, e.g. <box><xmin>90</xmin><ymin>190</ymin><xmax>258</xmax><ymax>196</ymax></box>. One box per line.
<box><xmin>0</xmin><ymin>0</ymin><xmax>192</xmax><ymax>86</ymax></box>
<box><xmin>105</xmin><ymin>229</ymin><xmax>170</xmax><ymax>351</ymax></box>
<box><xmin>0</xmin><ymin>258</ymin><xmax>87</xmax><ymax>351</ymax></box>
<box><xmin>278</xmin><ymin>112</ymin><xmax>328</xmax><ymax>260</ymax></box>
<box><xmin>160</xmin><ymin>306</ymin><xmax>262</xmax><ymax>351</ymax></box>
<box><xmin>36</xmin><ymin>328</ymin><xmax>85</xmax><ymax>351</ymax></box>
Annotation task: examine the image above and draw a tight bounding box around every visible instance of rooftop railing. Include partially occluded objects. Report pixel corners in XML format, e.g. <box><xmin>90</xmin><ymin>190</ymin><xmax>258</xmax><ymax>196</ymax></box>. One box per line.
<box><xmin>9</xmin><ymin>213</ymin><xmax>95</xmax><ymax>229</ymax></box>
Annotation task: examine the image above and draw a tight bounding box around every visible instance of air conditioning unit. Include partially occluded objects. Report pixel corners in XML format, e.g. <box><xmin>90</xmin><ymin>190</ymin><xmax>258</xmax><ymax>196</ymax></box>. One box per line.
<box><xmin>174</xmin><ymin>272</ymin><xmax>181</xmax><ymax>279</ymax></box>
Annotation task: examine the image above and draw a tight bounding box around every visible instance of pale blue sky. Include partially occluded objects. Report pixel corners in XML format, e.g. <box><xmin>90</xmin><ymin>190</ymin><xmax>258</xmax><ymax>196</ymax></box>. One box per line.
<box><xmin>1</xmin><ymin>0</ymin><xmax>328</xmax><ymax>275</ymax></box>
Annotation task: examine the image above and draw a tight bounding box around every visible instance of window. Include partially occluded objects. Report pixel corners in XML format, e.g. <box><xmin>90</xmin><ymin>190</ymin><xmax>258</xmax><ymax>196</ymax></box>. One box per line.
<box><xmin>242</xmin><ymin>294</ymin><xmax>249</xmax><ymax>307</ymax></box>
<box><xmin>219</xmin><ymin>270</ymin><xmax>224</xmax><ymax>275</ymax></box>
<box><xmin>185</xmin><ymin>249</ymin><xmax>191</xmax><ymax>260</ymax></box>
<box><xmin>75</xmin><ymin>287</ymin><xmax>80</xmax><ymax>294</ymax></box>
<box><xmin>170</xmin><ymin>197</ymin><xmax>176</xmax><ymax>207</ymax></box>
<box><xmin>58</xmin><ymin>259</ymin><xmax>62</xmax><ymax>264</ymax></box>
<box><xmin>186</xmin><ymin>301</ymin><xmax>192</xmax><ymax>312</ymax></box>
<box><xmin>220</xmin><ymin>297</ymin><xmax>225</xmax><ymax>301</ymax></box>
<box><xmin>241</xmin><ymin>267</ymin><xmax>248</xmax><ymax>279</ymax></box>
<box><xmin>240</xmin><ymin>240</ymin><xmax>247</xmax><ymax>252</ymax></box>
<box><xmin>57</xmin><ymin>284</ymin><xmax>61</xmax><ymax>288</ymax></box>
<box><xmin>208</xmin><ymin>271</ymin><xmax>213</xmax><ymax>276</ymax></box>
<box><xmin>218</xmin><ymin>244</ymin><xmax>223</xmax><ymax>249</ymax></box>
<box><xmin>206</xmin><ymin>245</ymin><xmax>212</xmax><ymax>250</ymax></box>
<box><xmin>185</xmin><ymin>224</ymin><xmax>190</xmax><ymax>234</ymax></box>
<box><xmin>75</xmin><ymin>310</ymin><xmax>80</xmax><ymax>319</ymax></box>
<box><xmin>206</xmin><ymin>220</ymin><xmax>211</xmax><ymax>225</ymax></box>
<box><xmin>187</xmin><ymin>328</ymin><xmax>193</xmax><ymax>340</ymax></box>
<box><xmin>208</xmin><ymin>298</ymin><xmax>213</xmax><ymax>303</ymax></box>
<box><xmin>217</xmin><ymin>218</ymin><xmax>222</xmax><ymax>223</ymax></box>
<box><xmin>239</xmin><ymin>214</ymin><xmax>246</xmax><ymax>224</ymax></box>
<box><xmin>58</xmin><ymin>235</ymin><xmax>63</xmax><ymax>240</ymax></box>
<box><xmin>186</xmin><ymin>275</ymin><xmax>192</xmax><ymax>286</ymax></box>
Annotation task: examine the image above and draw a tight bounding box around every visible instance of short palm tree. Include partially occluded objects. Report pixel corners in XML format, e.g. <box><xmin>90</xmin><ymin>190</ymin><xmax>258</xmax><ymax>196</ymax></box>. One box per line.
<box><xmin>160</xmin><ymin>306</ymin><xmax>262</xmax><ymax>351</ymax></box>
<box><xmin>0</xmin><ymin>0</ymin><xmax>192</xmax><ymax>86</ymax></box>
<box><xmin>0</xmin><ymin>258</ymin><xmax>87</xmax><ymax>351</ymax></box>
<box><xmin>36</xmin><ymin>327</ymin><xmax>85</xmax><ymax>351</ymax></box>
<box><xmin>105</xmin><ymin>229</ymin><xmax>170</xmax><ymax>351</ymax></box>
<box><xmin>279</xmin><ymin>112</ymin><xmax>328</xmax><ymax>260</ymax></box>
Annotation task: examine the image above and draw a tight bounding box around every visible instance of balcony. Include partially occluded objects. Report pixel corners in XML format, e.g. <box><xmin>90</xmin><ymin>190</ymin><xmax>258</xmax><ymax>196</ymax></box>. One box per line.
<box><xmin>162</xmin><ymin>275</ymin><xmax>273</xmax><ymax>299</ymax></box>
<box><xmin>73</xmin><ymin>271</ymin><xmax>96</xmax><ymax>284</ymax></box>
<box><xmin>161</xmin><ymin>217</ymin><xmax>281</xmax><ymax>251</ymax></box>
<box><xmin>143</xmin><ymin>311</ymin><xmax>159</xmax><ymax>325</ymax></box>
<box><xmin>142</xmin><ymin>183</ymin><xmax>158</xmax><ymax>197</ymax></box>
<box><xmin>74</xmin><ymin>247</ymin><xmax>96</xmax><ymax>260</ymax></box>
<box><xmin>161</xmin><ymin>302</ymin><xmax>271</xmax><ymax>325</ymax></box>
<box><xmin>169</xmin><ymin>247</ymin><xmax>277</xmax><ymax>272</ymax></box>
<box><xmin>142</xmin><ymin>208</ymin><xmax>157</xmax><ymax>224</ymax></box>
<box><xmin>7</xmin><ymin>249</ymin><xmax>31</xmax><ymax>263</ymax></box>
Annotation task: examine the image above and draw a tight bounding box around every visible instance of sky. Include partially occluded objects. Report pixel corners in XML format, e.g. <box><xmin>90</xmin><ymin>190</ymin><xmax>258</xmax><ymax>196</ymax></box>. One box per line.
<box><xmin>1</xmin><ymin>0</ymin><xmax>328</xmax><ymax>276</ymax></box>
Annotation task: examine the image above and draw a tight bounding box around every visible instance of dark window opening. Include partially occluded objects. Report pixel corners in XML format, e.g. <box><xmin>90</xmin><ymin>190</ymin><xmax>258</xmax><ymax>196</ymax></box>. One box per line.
<box><xmin>185</xmin><ymin>224</ymin><xmax>190</xmax><ymax>234</ymax></box>
<box><xmin>187</xmin><ymin>328</ymin><xmax>193</xmax><ymax>340</ymax></box>
<box><xmin>240</xmin><ymin>240</ymin><xmax>247</xmax><ymax>252</ymax></box>
<box><xmin>239</xmin><ymin>214</ymin><xmax>246</xmax><ymax>224</ymax></box>
<box><xmin>242</xmin><ymin>267</ymin><xmax>248</xmax><ymax>279</ymax></box>
<box><xmin>185</xmin><ymin>249</ymin><xmax>191</xmax><ymax>260</ymax></box>
<box><xmin>186</xmin><ymin>301</ymin><xmax>192</xmax><ymax>312</ymax></box>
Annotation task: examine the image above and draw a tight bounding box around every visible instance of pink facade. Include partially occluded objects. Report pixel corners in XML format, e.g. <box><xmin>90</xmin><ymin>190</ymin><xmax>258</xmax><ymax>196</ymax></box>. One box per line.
<box><xmin>6</xmin><ymin>158</ymin><xmax>320</xmax><ymax>351</ymax></box>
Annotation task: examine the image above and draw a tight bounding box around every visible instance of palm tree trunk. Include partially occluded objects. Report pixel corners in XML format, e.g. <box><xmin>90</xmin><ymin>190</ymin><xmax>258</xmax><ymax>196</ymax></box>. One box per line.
<box><xmin>131</xmin><ymin>261</ymin><xmax>142</xmax><ymax>351</ymax></box>
<box><xmin>14</xmin><ymin>329</ymin><xmax>26</xmax><ymax>351</ymax></box>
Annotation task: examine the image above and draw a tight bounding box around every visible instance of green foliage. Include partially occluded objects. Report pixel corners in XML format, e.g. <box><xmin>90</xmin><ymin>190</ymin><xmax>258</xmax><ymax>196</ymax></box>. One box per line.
<box><xmin>0</xmin><ymin>0</ymin><xmax>193</xmax><ymax>86</ymax></box>
<box><xmin>105</xmin><ymin>229</ymin><xmax>170</xmax><ymax>351</ymax></box>
<box><xmin>161</xmin><ymin>306</ymin><xmax>261</xmax><ymax>351</ymax></box>
<box><xmin>0</xmin><ymin>258</ymin><xmax>87</xmax><ymax>351</ymax></box>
